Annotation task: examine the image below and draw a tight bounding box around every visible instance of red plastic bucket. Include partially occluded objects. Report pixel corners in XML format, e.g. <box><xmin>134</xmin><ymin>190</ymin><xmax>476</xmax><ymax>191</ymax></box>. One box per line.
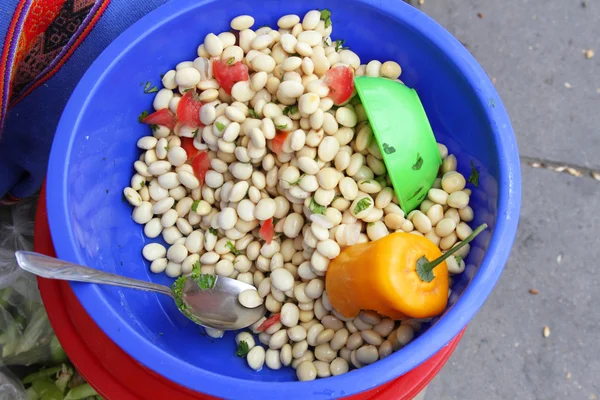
<box><xmin>34</xmin><ymin>183</ymin><xmax>464</xmax><ymax>399</ymax></box>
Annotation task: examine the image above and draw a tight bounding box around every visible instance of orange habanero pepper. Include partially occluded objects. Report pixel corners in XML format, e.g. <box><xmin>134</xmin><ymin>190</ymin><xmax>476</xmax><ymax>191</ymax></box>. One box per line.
<box><xmin>325</xmin><ymin>224</ymin><xmax>487</xmax><ymax>320</ymax></box>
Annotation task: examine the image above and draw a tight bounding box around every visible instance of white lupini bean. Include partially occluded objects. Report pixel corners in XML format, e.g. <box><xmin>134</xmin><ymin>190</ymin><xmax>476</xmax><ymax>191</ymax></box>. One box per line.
<box><xmin>231</xmin><ymin>15</ymin><xmax>254</xmax><ymax>30</ymax></box>
<box><xmin>239</xmin><ymin>289</ymin><xmax>264</xmax><ymax>308</ymax></box>
<box><xmin>231</xmin><ymin>81</ymin><xmax>256</xmax><ymax>102</ymax></box>
<box><xmin>271</xmin><ymin>268</ymin><xmax>295</xmax><ymax>291</ymax></box>
<box><xmin>175</xmin><ymin>67</ymin><xmax>201</xmax><ymax>87</ymax></box>
<box><xmin>254</xmin><ymin>198</ymin><xmax>276</xmax><ymax>220</ymax></box>
<box><xmin>247</xmin><ymin>346</ymin><xmax>265</xmax><ymax>371</ymax></box>
<box><xmin>142</xmin><ymin>243</ymin><xmax>166</xmax><ymax>261</ymax></box>
<box><xmin>167</xmin><ymin>244</ymin><xmax>188</xmax><ymax>263</ymax></box>
<box><xmin>177</xmin><ymin>171</ymin><xmax>199</xmax><ymax>189</ymax></box>
<box><xmin>278</xmin><ymin>81</ymin><xmax>305</xmax><ymax>98</ymax></box>
<box><xmin>447</xmin><ymin>191</ymin><xmax>470</xmax><ymax>209</ymax></box>
<box><xmin>281</xmin><ymin>302</ymin><xmax>300</xmax><ymax>327</ymax></box>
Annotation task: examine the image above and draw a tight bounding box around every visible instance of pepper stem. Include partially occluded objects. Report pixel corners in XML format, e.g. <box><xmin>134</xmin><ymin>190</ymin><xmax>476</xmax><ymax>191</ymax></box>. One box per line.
<box><xmin>416</xmin><ymin>223</ymin><xmax>488</xmax><ymax>283</ymax></box>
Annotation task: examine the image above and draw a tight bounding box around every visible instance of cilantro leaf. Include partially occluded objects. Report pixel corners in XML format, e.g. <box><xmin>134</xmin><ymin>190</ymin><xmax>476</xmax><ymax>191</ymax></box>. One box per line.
<box><xmin>143</xmin><ymin>81</ymin><xmax>159</xmax><ymax>94</ymax></box>
<box><xmin>197</xmin><ymin>274</ymin><xmax>217</xmax><ymax>290</ymax></box>
<box><xmin>320</xmin><ymin>9</ymin><xmax>332</xmax><ymax>28</ymax></box>
<box><xmin>248</xmin><ymin>109</ymin><xmax>259</xmax><ymax>118</ymax></box>
<box><xmin>150</xmin><ymin>124</ymin><xmax>159</xmax><ymax>131</ymax></box>
<box><xmin>216</xmin><ymin>121</ymin><xmax>226</xmax><ymax>132</ymax></box>
<box><xmin>191</xmin><ymin>261</ymin><xmax>201</xmax><ymax>279</ymax></box>
<box><xmin>209</xmin><ymin>227</ymin><xmax>218</xmax><ymax>236</ymax></box>
<box><xmin>309</xmin><ymin>197</ymin><xmax>326</xmax><ymax>215</ymax></box>
<box><xmin>285</xmin><ymin>174</ymin><xmax>304</xmax><ymax>186</ymax></box>
<box><xmin>226</xmin><ymin>241</ymin><xmax>241</xmax><ymax>256</ymax></box>
<box><xmin>226</xmin><ymin>57</ymin><xmax>235</xmax><ymax>65</ymax></box>
<box><xmin>353</xmin><ymin>197</ymin><xmax>372</xmax><ymax>214</ymax></box>
<box><xmin>468</xmin><ymin>161</ymin><xmax>479</xmax><ymax>187</ymax></box>
<box><xmin>193</xmin><ymin>128</ymin><xmax>199</xmax><ymax>138</ymax></box>
<box><xmin>333</xmin><ymin>39</ymin><xmax>347</xmax><ymax>52</ymax></box>
<box><xmin>191</xmin><ymin>200</ymin><xmax>200</xmax><ymax>213</ymax></box>
<box><xmin>275</xmin><ymin>124</ymin><xmax>288</xmax><ymax>130</ymax></box>
<box><xmin>138</xmin><ymin>110</ymin><xmax>149</xmax><ymax>123</ymax></box>
<box><xmin>283</xmin><ymin>105</ymin><xmax>298</xmax><ymax>116</ymax></box>
<box><xmin>412</xmin><ymin>153</ymin><xmax>423</xmax><ymax>170</ymax></box>
<box><xmin>382</xmin><ymin>142</ymin><xmax>396</xmax><ymax>154</ymax></box>
<box><xmin>455</xmin><ymin>255</ymin><xmax>463</xmax><ymax>264</ymax></box>
<box><xmin>236</xmin><ymin>340</ymin><xmax>250</xmax><ymax>357</ymax></box>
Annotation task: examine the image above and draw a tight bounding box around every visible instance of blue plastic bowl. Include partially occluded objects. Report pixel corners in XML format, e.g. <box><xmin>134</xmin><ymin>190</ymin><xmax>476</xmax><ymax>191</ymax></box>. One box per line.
<box><xmin>47</xmin><ymin>0</ymin><xmax>521</xmax><ymax>398</ymax></box>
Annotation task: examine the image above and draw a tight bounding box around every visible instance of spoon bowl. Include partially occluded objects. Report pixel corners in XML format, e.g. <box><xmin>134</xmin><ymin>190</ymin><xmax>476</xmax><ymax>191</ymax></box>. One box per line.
<box><xmin>15</xmin><ymin>251</ymin><xmax>265</xmax><ymax>331</ymax></box>
<box><xmin>354</xmin><ymin>76</ymin><xmax>442</xmax><ymax>213</ymax></box>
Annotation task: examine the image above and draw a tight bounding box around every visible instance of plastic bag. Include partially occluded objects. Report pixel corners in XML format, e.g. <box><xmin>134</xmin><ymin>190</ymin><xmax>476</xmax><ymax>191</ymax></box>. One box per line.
<box><xmin>0</xmin><ymin>197</ymin><xmax>66</xmax><ymax>368</ymax></box>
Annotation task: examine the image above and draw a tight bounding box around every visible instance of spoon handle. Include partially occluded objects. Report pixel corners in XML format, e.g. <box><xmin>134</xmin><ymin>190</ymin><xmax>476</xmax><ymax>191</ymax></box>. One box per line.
<box><xmin>15</xmin><ymin>251</ymin><xmax>174</xmax><ymax>298</ymax></box>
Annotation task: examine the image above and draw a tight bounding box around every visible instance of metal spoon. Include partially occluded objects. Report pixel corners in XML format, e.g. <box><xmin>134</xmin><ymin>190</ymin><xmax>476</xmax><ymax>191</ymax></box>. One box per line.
<box><xmin>15</xmin><ymin>251</ymin><xmax>266</xmax><ymax>330</ymax></box>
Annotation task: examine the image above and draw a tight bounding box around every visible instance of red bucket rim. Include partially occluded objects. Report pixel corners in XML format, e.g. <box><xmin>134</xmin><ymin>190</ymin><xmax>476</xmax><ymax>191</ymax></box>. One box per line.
<box><xmin>34</xmin><ymin>182</ymin><xmax>464</xmax><ymax>400</ymax></box>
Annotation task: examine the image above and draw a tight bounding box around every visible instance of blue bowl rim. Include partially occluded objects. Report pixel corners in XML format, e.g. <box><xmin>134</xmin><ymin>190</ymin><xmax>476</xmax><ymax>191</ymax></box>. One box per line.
<box><xmin>47</xmin><ymin>0</ymin><xmax>522</xmax><ymax>398</ymax></box>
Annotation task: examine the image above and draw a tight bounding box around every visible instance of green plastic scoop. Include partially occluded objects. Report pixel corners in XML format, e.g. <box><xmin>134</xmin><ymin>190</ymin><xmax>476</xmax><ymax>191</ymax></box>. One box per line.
<box><xmin>354</xmin><ymin>76</ymin><xmax>442</xmax><ymax>214</ymax></box>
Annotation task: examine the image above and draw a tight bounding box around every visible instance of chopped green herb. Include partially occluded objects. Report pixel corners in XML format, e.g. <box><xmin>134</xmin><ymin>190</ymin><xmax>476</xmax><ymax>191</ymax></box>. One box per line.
<box><xmin>226</xmin><ymin>241</ymin><xmax>241</xmax><ymax>256</ymax></box>
<box><xmin>183</xmin><ymin>88</ymin><xmax>192</xmax><ymax>93</ymax></box>
<box><xmin>412</xmin><ymin>153</ymin><xmax>423</xmax><ymax>170</ymax></box>
<box><xmin>353</xmin><ymin>197</ymin><xmax>372</xmax><ymax>214</ymax></box>
<box><xmin>193</xmin><ymin>129</ymin><xmax>199</xmax><ymax>138</ymax></box>
<box><xmin>143</xmin><ymin>81</ymin><xmax>159</xmax><ymax>94</ymax></box>
<box><xmin>226</xmin><ymin>57</ymin><xmax>235</xmax><ymax>65</ymax></box>
<box><xmin>164</xmin><ymin>145</ymin><xmax>169</xmax><ymax>152</ymax></box>
<box><xmin>468</xmin><ymin>161</ymin><xmax>479</xmax><ymax>187</ymax></box>
<box><xmin>191</xmin><ymin>261</ymin><xmax>201</xmax><ymax>279</ymax></box>
<box><xmin>455</xmin><ymin>255</ymin><xmax>463</xmax><ymax>264</ymax></box>
<box><xmin>285</xmin><ymin>174</ymin><xmax>304</xmax><ymax>186</ymax></box>
<box><xmin>323</xmin><ymin>37</ymin><xmax>332</xmax><ymax>46</ymax></box>
<box><xmin>275</xmin><ymin>124</ymin><xmax>288</xmax><ymax>130</ymax></box>
<box><xmin>150</xmin><ymin>124</ymin><xmax>159</xmax><ymax>131</ymax></box>
<box><xmin>248</xmin><ymin>109</ymin><xmax>259</xmax><ymax>118</ymax></box>
<box><xmin>209</xmin><ymin>227</ymin><xmax>218</xmax><ymax>236</ymax></box>
<box><xmin>216</xmin><ymin>121</ymin><xmax>226</xmax><ymax>132</ymax></box>
<box><xmin>320</xmin><ymin>9</ymin><xmax>332</xmax><ymax>28</ymax></box>
<box><xmin>309</xmin><ymin>197</ymin><xmax>326</xmax><ymax>215</ymax></box>
<box><xmin>367</xmin><ymin>222</ymin><xmax>375</xmax><ymax>227</ymax></box>
<box><xmin>197</xmin><ymin>273</ymin><xmax>217</xmax><ymax>290</ymax></box>
<box><xmin>283</xmin><ymin>105</ymin><xmax>298</xmax><ymax>115</ymax></box>
<box><xmin>139</xmin><ymin>180</ymin><xmax>146</xmax><ymax>189</ymax></box>
<box><xmin>236</xmin><ymin>340</ymin><xmax>250</xmax><ymax>357</ymax></box>
<box><xmin>191</xmin><ymin>200</ymin><xmax>200</xmax><ymax>213</ymax></box>
<box><xmin>138</xmin><ymin>110</ymin><xmax>149</xmax><ymax>123</ymax></box>
<box><xmin>333</xmin><ymin>39</ymin><xmax>347</xmax><ymax>52</ymax></box>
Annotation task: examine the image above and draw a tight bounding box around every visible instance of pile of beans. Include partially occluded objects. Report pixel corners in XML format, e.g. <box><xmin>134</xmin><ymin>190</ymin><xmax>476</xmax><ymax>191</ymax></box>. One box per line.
<box><xmin>124</xmin><ymin>10</ymin><xmax>475</xmax><ymax>381</ymax></box>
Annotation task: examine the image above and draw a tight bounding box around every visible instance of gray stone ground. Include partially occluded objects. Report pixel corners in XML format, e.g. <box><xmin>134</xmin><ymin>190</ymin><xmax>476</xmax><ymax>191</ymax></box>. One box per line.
<box><xmin>419</xmin><ymin>1</ymin><xmax>600</xmax><ymax>400</ymax></box>
<box><xmin>1</xmin><ymin>1</ymin><xmax>599</xmax><ymax>399</ymax></box>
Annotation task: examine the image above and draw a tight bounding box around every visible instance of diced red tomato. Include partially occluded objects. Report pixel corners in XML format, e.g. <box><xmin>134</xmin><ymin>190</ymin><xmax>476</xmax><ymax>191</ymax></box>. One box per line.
<box><xmin>141</xmin><ymin>108</ymin><xmax>177</xmax><ymax>131</ymax></box>
<box><xmin>180</xmin><ymin>137</ymin><xmax>200</xmax><ymax>160</ymax></box>
<box><xmin>270</xmin><ymin>131</ymin><xmax>289</xmax><ymax>155</ymax></box>
<box><xmin>259</xmin><ymin>218</ymin><xmax>275</xmax><ymax>244</ymax></box>
<box><xmin>213</xmin><ymin>59</ymin><xmax>249</xmax><ymax>95</ymax></box>
<box><xmin>176</xmin><ymin>89</ymin><xmax>203</xmax><ymax>128</ymax></box>
<box><xmin>256</xmin><ymin>314</ymin><xmax>280</xmax><ymax>332</ymax></box>
<box><xmin>190</xmin><ymin>151</ymin><xmax>210</xmax><ymax>186</ymax></box>
<box><xmin>325</xmin><ymin>66</ymin><xmax>355</xmax><ymax>105</ymax></box>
